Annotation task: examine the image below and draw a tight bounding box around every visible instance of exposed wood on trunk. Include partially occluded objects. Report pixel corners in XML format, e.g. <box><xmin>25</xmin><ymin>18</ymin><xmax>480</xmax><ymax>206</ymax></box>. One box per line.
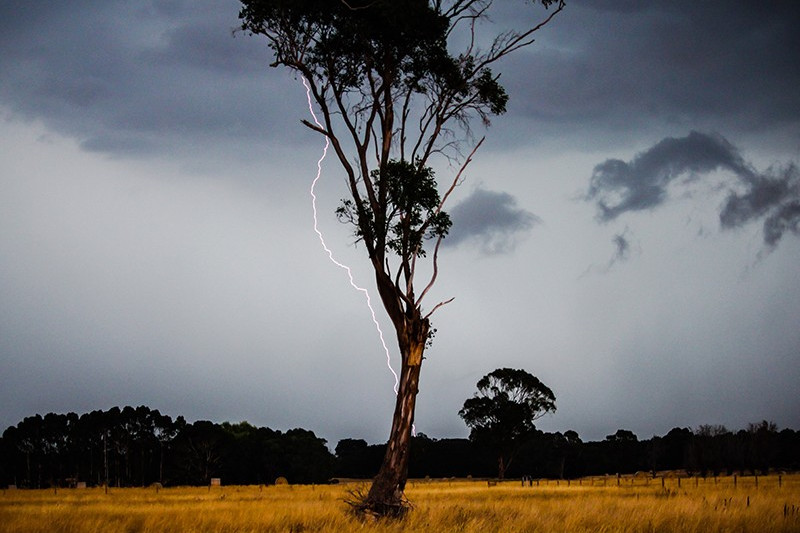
<box><xmin>358</xmin><ymin>331</ymin><xmax>426</xmax><ymax>517</ymax></box>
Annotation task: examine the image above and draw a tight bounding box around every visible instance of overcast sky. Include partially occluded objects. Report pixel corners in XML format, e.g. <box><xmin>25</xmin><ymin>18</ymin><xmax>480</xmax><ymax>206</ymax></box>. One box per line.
<box><xmin>1</xmin><ymin>1</ymin><xmax>798</xmax><ymax>447</ymax></box>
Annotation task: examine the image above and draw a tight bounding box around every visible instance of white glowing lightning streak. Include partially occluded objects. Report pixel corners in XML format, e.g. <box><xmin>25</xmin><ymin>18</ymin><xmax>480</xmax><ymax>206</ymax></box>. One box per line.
<box><xmin>303</xmin><ymin>78</ymin><xmax>400</xmax><ymax>394</ymax></box>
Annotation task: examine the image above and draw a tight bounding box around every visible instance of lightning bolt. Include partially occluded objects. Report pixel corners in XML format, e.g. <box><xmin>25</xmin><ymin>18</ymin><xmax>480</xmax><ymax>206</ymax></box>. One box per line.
<box><xmin>303</xmin><ymin>77</ymin><xmax>400</xmax><ymax>395</ymax></box>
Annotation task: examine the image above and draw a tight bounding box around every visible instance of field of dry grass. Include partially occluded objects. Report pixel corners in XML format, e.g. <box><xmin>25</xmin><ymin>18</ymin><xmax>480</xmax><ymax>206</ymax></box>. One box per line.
<box><xmin>1</xmin><ymin>475</ymin><xmax>798</xmax><ymax>533</ymax></box>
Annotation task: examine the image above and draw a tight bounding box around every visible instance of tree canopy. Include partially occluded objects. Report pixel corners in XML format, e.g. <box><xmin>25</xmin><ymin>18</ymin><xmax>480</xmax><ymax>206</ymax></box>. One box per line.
<box><xmin>239</xmin><ymin>0</ymin><xmax>565</xmax><ymax>319</ymax></box>
<box><xmin>459</xmin><ymin>367</ymin><xmax>556</xmax><ymax>478</ymax></box>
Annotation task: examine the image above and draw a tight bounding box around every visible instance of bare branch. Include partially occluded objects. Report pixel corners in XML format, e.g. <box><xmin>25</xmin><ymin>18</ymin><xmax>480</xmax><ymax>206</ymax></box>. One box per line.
<box><xmin>300</xmin><ymin>119</ymin><xmax>327</xmax><ymax>136</ymax></box>
<box><xmin>446</xmin><ymin>0</ymin><xmax>491</xmax><ymax>41</ymax></box>
<box><xmin>424</xmin><ymin>296</ymin><xmax>455</xmax><ymax>320</ymax></box>
<box><xmin>417</xmin><ymin>234</ymin><xmax>444</xmax><ymax>308</ymax></box>
<box><xmin>421</xmin><ymin>136</ymin><xmax>484</xmax><ymax>239</ymax></box>
<box><xmin>474</xmin><ymin>0</ymin><xmax>566</xmax><ymax>73</ymax></box>
<box><xmin>341</xmin><ymin>0</ymin><xmax>378</xmax><ymax>10</ymax></box>
<box><xmin>301</xmin><ymin>74</ymin><xmax>378</xmax><ymax>259</ymax></box>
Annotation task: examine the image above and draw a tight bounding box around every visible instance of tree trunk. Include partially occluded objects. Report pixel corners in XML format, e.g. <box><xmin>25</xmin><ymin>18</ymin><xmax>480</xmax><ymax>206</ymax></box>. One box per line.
<box><xmin>359</xmin><ymin>335</ymin><xmax>425</xmax><ymax>517</ymax></box>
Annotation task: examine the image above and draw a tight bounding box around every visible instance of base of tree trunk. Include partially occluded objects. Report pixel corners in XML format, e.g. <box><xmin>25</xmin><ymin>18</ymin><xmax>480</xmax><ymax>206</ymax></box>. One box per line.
<box><xmin>345</xmin><ymin>488</ymin><xmax>411</xmax><ymax>519</ymax></box>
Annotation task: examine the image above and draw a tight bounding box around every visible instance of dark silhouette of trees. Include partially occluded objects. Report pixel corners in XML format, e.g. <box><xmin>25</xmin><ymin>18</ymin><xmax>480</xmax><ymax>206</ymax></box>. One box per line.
<box><xmin>559</xmin><ymin>430</ymin><xmax>583</xmax><ymax>478</ymax></box>
<box><xmin>518</xmin><ymin>429</ymin><xmax>584</xmax><ymax>479</ymax></box>
<box><xmin>281</xmin><ymin>428</ymin><xmax>337</xmax><ymax>483</ymax></box>
<box><xmin>0</xmin><ymin>407</ymin><xmax>333</xmax><ymax>488</ymax></box>
<box><xmin>458</xmin><ymin>368</ymin><xmax>556</xmax><ymax>479</ymax></box>
<box><xmin>173</xmin><ymin>420</ymin><xmax>231</xmax><ymax>485</ymax></box>
<box><xmin>747</xmin><ymin>420</ymin><xmax>780</xmax><ymax>474</ymax></box>
<box><xmin>238</xmin><ymin>0</ymin><xmax>565</xmax><ymax>516</ymax></box>
<box><xmin>692</xmin><ymin>424</ymin><xmax>729</xmax><ymax>476</ymax></box>
<box><xmin>657</xmin><ymin>427</ymin><xmax>694</xmax><ymax>472</ymax></box>
<box><xmin>335</xmin><ymin>439</ymin><xmax>381</xmax><ymax>478</ymax></box>
<box><xmin>407</xmin><ymin>433</ymin><xmax>495</xmax><ymax>478</ymax></box>
<box><xmin>2</xmin><ymin>409</ymin><xmax>797</xmax><ymax>488</ymax></box>
<box><xmin>599</xmin><ymin>429</ymin><xmax>646</xmax><ymax>474</ymax></box>
<box><xmin>220</xmin><ymin>421</ymin><xmax>278</xmax><ymax>485</ymax></box>
<box><xmin>777</xmin><ymin>428</ymin><xmax>800</xmax><ymax>471</ymax></box>
<box><xmin>0</xmin><ymin>407</ymin><xmax>179</xmax><ymax>488</ymax></box>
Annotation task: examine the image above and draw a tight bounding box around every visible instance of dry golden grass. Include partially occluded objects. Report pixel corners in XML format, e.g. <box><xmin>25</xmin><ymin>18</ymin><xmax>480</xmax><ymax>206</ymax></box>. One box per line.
<box><xmin>1</xmin><ymin>475</ymin><xmax>799</xmax><ymax>533</ymax></box>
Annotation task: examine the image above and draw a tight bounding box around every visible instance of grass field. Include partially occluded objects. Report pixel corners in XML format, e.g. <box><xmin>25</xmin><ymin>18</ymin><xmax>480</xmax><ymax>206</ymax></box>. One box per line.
<box><xmin>2</xmin><ymin>475</ymin><xmax>799</xmax><ymax>532</ymax></box>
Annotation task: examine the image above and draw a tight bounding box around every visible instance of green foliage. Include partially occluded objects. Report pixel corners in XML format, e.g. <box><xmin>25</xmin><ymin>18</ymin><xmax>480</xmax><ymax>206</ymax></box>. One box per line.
<box><xmin>241</xmin><ymin>0</ymin><xmax>441</xmax><ymax>83</ymax></box>
<box><xmin>336</xmin><ymin>160</ymin><xmax>451</xmax><ymax>257</ymax></box>
<box><xmin>238</xmin><ymin>0</ymin><xmax>510</xmax><ymax>115</ymax></box>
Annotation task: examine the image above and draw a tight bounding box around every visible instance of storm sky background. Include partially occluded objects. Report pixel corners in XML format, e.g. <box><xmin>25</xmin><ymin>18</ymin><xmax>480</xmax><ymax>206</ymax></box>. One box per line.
<box><xmin>1</xmin><ymin>0</ymin><xmax>799</xmax><ymax>446</ymax></box>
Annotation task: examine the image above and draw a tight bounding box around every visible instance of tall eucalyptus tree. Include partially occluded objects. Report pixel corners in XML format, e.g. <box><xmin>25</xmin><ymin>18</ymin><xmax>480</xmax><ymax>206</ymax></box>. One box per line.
<box><xmin>239</xmin><ymin>0</ymin><xmax>565</xmax><ymax>515</ymax></box>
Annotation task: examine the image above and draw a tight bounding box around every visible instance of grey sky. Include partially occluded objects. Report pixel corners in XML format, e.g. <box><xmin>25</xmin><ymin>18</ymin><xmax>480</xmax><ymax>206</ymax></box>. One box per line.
<box><xmin>1</xmin><ymin>0</ymin><xmax>799</xmax><ymax>446</ymax></box>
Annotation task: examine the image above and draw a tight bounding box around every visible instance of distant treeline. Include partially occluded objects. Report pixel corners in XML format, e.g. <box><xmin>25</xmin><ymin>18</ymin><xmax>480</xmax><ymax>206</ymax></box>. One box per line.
<box><xmin>2</xmin><ymin>407</ymin><xmax>798</xmax><ymax>488</ymax></box>
<box><xmin>0</xmin><ymin>407</ymin><xmax>333</xmax><ymax>488</ymax></box>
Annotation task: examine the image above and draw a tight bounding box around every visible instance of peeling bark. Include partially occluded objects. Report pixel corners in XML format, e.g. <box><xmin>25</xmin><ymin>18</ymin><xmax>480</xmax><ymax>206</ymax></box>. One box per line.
<box><xmin>356</xmin><ymin>320</ymin><xmax>427</xmax><ymax>517</ymax></box>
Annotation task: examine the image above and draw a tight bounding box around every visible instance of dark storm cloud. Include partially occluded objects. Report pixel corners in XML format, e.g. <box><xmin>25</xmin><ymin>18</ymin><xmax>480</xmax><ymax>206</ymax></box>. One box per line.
<box><xmin>444</xmin><ymin>188</ymin><xmax>540</xmax><ymax>254</ymax></box>
<box><xmin>763</xmin><ymin>203</ymin><xmax>800</xmax><ymax>247</ymax></box>
<box><xmin>0</xmin><ymin>0</ymin><xmax>293</xmax><ymax>158</ymax></box>
<box><xmin>720</xmin><ymin>164</ymin><xmax>800</xmax><ymax>248</ymax></box>
<box><xmin>3</xmin><ymin>1</ymin><xmax>797</xmax><ymax>158</ymax></box>
<box><xmin>579</xmin><ymin>228</ymin><xmax>636</xmax><ymax>278</ymax></box>
<box><xmin>611</xmin><ymin>232</ymin><xmax>630</xmax><ymax>264</ymax></box>
<box><xmin>501</xmin><ymin>1</ymin><xmax>800</xmax><ymax>144</ymax></box>
<box><xmin>586</xmin><ymin>131</ymin><xmax>754</xmax><ymax>221</ymax></box>
<box><xmin>587</xmin><ymin>131</ymin><xmax>800</xmax><ymax>247</ymax></box>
